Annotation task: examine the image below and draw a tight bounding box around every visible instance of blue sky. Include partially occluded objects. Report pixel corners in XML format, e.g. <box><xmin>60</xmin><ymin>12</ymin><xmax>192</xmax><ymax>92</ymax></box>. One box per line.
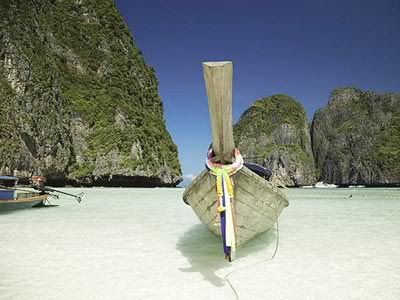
<box><xmin>115</xmin><ymin>0</ymin><xmax>400</xmax><ymax>182</ymax></box>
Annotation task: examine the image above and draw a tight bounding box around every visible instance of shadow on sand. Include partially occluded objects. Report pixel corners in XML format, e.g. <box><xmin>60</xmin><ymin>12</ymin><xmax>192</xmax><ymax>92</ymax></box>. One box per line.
<box><xmin>176</xmin><ymin>223</ymin><xmax>277</xmax><ymax>287</ymax></box>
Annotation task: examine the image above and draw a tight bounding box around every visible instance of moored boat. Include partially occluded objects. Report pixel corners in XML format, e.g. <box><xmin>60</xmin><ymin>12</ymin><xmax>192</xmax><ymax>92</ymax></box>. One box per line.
<box><xmin>183</xmin><ymin>166</ymin><xmax>288</xmax><ymax>246</ymax></box>
<box><xmin>183</xmin><ymin>61</ymin><xmax>289</xmax><ymax>260</ymax></box>
<box><xmin>314</xmin><ymin>181</ymin><xmax>338</xmax><ymax>188</ymax></box>
<box><xmin>0</xmin><ymin>176</ymin><xmax>83</xmax><ymax>212</ymax></box>
<box><xmin>302</xmin><ymin>185</ymin><xmax>314</xmax><ymax>188</ymax></box>
<box><xmin>0</xmin><ymin>176</ymin><xmax>48</xmax><ymax>211</ymax></box>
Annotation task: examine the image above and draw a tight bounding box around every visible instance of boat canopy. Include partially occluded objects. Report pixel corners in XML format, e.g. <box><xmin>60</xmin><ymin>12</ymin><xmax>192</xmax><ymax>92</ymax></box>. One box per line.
<box><xmin>244</xmin><ymin>163</ymin><xmax>272</xmax><ymax>180</ymax></box>
<box><xmin>0</xmin><ymin>176</ymin><xmax>17</xmax><ymax>200</ymax></box>
<box><xmin>0</xmin><ymin>176</ymin><xmax>17</xmax><ymax>189</ymax></box>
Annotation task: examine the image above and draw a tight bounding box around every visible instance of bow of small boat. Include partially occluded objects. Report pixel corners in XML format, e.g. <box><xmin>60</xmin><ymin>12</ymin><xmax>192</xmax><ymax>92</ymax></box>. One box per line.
<box><xmin>182</xmin><ymin>166</ymin><xmax>288</xmax><ymax>245</ymax></box>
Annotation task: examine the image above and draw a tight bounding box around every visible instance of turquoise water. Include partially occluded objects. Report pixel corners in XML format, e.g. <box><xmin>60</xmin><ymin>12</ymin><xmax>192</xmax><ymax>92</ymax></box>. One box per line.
<box><xmin>0</xmin><ymin>188</ymin><xmax>399</xmax><ymax>299</ymax></box>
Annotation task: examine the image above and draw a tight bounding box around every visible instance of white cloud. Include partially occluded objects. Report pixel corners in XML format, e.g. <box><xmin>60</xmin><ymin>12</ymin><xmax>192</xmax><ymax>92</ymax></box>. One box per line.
<box><xmin>184</xmin><ymin>174</ymin><xmax>196</xmax><ymax>181</ymax></box>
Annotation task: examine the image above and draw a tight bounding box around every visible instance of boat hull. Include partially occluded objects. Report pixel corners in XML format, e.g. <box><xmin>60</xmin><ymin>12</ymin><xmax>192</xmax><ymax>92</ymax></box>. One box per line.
<box><xmin>0</xmin><ymin>193</ymin><xmax>48</xmax><ymax>211</ymax></box>
<box><xmin>183</xmin><ymin>166</ymin><xmax>289</xmax><ymax>246</ymax></box>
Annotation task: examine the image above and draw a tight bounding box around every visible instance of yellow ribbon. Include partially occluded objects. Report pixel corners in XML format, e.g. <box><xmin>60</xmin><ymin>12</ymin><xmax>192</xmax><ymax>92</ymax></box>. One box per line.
<box><xmin>210</xmin><ymin>166</ymin><xmax>234</xmax><ymax>199</ymax></box>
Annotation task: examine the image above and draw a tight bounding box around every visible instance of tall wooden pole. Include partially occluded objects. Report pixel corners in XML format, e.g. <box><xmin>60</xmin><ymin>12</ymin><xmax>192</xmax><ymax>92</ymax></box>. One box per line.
<box><xmin>203</xmin><ymin>61</ymin><xmax>235</xmax><ymax>163</ymax></box>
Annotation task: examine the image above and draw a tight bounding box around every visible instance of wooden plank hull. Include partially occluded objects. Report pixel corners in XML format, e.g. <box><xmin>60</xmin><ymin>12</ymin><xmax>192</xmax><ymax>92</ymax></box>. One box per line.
<box><xmin>0</xmin><ymin>193</ymin><xmax>48</xmax><ymax>211</ymax></box>
<box><xmin>183</xmin><ymin>166</ymin><xmax>289</xmax><ymax>246</ymax></box>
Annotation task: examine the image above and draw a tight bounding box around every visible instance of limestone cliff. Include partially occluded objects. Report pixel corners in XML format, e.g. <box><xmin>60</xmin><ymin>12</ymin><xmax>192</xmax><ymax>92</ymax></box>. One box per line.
<box><xmin>234</xmin><ymin>94</ymin><xmax>315</xmax><ymax>186</ymax></box>
<box><xmin>0</xmin><ymin>0</ymin><xmax>181</xmax><ymax>186</ymax></box>
<box><xmin>312</xmin><ymin>87</ymin><xmax>400</xmax><ymax>186</ymax></box>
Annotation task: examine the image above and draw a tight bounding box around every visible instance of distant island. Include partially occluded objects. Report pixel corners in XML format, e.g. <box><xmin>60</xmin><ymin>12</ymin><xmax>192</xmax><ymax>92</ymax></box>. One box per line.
<box><xmin>0</xmin><ymin>1</ymin><xmax>399</xmax><ymax>187</ymax></box>
<box><xmin>235</xmin><ymin>88</ymin><xmax>400</xmax><ymax>187</ymax></box>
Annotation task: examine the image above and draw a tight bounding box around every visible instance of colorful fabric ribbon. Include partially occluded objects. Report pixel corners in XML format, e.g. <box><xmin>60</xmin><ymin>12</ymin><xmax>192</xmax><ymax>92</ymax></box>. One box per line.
<box><xmin>206</xmin><ymin>148</ymin><xmax>243</xmax><ymax>260</ymax></box>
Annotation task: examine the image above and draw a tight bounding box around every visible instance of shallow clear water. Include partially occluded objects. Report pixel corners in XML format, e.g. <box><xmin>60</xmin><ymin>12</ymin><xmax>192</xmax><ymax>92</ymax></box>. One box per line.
<box><xmin>0</xmin><ymin>187</ymin><xmax>399</xmax><ymax>300</ymax></box>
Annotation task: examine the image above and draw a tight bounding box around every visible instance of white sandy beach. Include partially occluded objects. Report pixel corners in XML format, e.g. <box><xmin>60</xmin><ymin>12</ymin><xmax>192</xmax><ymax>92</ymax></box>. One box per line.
<box><xmin>0</xmin><ymin>187</ymin><xmax>399</xmax><ymax>300</ymax></box>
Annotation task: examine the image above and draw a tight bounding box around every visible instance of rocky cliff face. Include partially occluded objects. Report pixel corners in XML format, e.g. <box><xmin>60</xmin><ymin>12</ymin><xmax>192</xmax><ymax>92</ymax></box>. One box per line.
<box><xmin>234</xmin><ymin>94</ymin><xmax>315</xmax><ymax>186</ymax></box>
<box><xmin>312</xmin><ymin>87</ymin><xmax>400</xmax><ymax>186</ymax></box>
<box><xmin>0</xmin><ymin>0</ymin><xmax>181</xmax><ymax>186</ymax></box>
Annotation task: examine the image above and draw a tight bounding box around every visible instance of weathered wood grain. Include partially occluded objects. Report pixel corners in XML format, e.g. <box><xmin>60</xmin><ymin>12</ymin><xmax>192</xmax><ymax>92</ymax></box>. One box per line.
<box><xmin>183</xmin><ymin>166</ymin><xmax>289</xmax><ymax>246</ymax></box>
<box><xmin>202</xmin><ymin>61</ymin><xmax>235</xmax><ymax>163</ymax></box>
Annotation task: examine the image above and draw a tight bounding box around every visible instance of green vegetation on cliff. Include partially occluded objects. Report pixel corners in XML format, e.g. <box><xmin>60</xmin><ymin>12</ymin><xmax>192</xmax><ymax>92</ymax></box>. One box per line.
<box><xmin>234</xmin><ymin>94</ymin><xmax>315</xmax><ymax>186</ymax></box>
<box><xmin>0</xmin><ymin>0</ymin><xmax>181</xmax><ymax>186</ymax></box>
<box><xmin>0</xmin><ymin>75</ymin><xmax>17</xmax><ymax>164</ymax></box>
<box><xmin>235</xmin><ymin>94</ymin><xmax>306</xmax><ymax>136</ymax></box>
<box><xmin>312</xmin><ymin>87</ymin><xmax>400</xmax><ymax>185</ymax></box>
<box><xmin>378</xmin><ymin>117</ymin><xmax>400</xmax><ymax>180</ymax></box>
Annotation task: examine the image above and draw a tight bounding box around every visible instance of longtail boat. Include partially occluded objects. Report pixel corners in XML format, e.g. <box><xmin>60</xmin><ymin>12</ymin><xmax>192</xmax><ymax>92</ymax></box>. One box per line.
<box><xmin>0</xmin><ymin>176</ymin><xmax>48</xmax><ymax>211</ymax></box>
<box><xmin>0</xmin><ymin>176</ymin><xmax>83</xmax><ymax>212</ymax></box>
<box><xmin>182</xmin><ymin>61</ymin><xmax>289</xmax><ymax>261</ymax></box>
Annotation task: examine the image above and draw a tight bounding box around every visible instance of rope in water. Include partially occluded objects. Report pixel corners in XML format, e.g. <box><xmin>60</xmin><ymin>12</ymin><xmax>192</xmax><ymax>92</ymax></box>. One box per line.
<box><xmin>223</xmin><ymin>183</ymin><xmax>282</xmax><ymax>300</ymax></box>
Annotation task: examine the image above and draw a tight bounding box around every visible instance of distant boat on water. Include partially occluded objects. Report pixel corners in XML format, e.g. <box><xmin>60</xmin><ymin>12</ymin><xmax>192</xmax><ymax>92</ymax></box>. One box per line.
<box><xmin>349</xmin><ymin>185</ymin><xmax>365</xmax><ymax>188</ymax></box>
<box><xmin>314</xmin><ymin>181</ymin><xmax>338</xmax><ymax>188</ymax></box>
